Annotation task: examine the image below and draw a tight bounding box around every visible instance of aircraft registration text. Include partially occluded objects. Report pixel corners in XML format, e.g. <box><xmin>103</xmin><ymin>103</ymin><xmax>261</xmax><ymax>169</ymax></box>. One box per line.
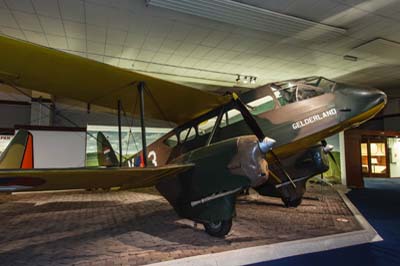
<box><xmin>292</xmin><ymin>108</ymin><xmax>337</xmax><ymax>130</ymax></box>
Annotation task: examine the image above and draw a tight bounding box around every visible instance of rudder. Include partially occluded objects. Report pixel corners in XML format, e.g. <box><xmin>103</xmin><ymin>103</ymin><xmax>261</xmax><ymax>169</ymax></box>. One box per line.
<box><xmin>96</xmin><ymin>132</ymin><xmax>119</xmax><ymax>167</ymax></box>
<box><xmin>0</xmin><ymin>130</ymin><xmax>33</xmax><ymax>169</ymax></box>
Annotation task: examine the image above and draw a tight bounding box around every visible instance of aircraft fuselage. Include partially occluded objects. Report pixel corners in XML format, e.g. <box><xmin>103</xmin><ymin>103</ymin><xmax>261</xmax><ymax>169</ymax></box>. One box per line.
<box><xmin>149</xmin><ymin>77</ymin><xmax>386</xmax><ymax>211</ymax></box>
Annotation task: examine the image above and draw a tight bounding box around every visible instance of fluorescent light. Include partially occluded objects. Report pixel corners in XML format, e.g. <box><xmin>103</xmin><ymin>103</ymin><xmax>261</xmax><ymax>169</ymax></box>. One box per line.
<box><xmin>343</xmin><ymin>55</ymin><xmax>358</xmax><ymax>61</ymax></box>
<box><xmin>146</xmin><ymin>0</ymin><xmax>346</xmax><ymax>40</ymax></box>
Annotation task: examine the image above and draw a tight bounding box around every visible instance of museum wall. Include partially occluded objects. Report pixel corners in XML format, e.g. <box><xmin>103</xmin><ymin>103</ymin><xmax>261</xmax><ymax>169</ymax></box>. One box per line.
<box><xmin>358</xmin><ymin>118</ymin><xmax>384</xmax><ymax>131</ymax></box>
<box><xmin>29</xmin><ymin>130</ymin><xmax>87</xmax><ymax>168</ymax></box>
<box><xmin>379</xmin><ymin>88</ymin><xmax>400</xmax><ymax>131</ymax></box>
<box><xmin>0</xmin><ymin>102</ymin><xmax>31</xmax><ymax>128</ymax></box>
<box><xmin>52</xmin><ymin>105</ymin><xmax>172</xmax><ymax>128</ymax></box>
<box><xmin>383</xmin><ymin>98</ymin><xmax>400</xmax><ymax>131</ymax></box>
<box><xmin>0</xmin><ymin>85</ymin><xmax>30</xmax><ymax>128</ymax></box>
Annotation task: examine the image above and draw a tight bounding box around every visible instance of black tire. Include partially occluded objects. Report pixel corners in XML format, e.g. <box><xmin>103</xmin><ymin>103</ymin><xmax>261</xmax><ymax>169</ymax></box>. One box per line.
<box><xmin>203</xmin><ymin>219</ymin><xmax>232</xmax><ymax>237</ymax></box>
<box><xmin>283</xmin><ymin>197</ymin><xmax>302</xmax><ymax>208</ymax></box>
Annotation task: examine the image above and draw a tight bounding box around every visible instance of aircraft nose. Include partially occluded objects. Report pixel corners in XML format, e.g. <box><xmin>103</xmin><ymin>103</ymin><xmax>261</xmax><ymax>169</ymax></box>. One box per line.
<box><xmin>376</xmin><ymin>89</ymin><xmax>387</xmax><ymax>105</ymax></box>
<box><xmin>336</xmin><ymin>85</ymin><xmax>387</xmax><ymax>113</ymax></box>
<box><xmin>360</xmin><ymin>88</ymin><xmax>387</xmax><ymax>107</ymax></box>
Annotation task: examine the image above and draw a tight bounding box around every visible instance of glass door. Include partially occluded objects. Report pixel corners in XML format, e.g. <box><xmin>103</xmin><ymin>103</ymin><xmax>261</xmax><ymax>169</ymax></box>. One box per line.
<box><xmin>360</xmin><ymin>138</ymin><xmax>389</xmax><ymax>177</ymax></box>
<box><xmin>387</xmin><ymin>137</ymin><xmax>400</xmax><ymax>177</ymax></box>
<box><xmin>369</xmin><ymin>141</ymin><xmax>388</xmax><ymax>177</ymax></box>
<box><xmin>361</xmin><ymin>141</ymin><xmax>369</xmax><ymax>176</ymax></box>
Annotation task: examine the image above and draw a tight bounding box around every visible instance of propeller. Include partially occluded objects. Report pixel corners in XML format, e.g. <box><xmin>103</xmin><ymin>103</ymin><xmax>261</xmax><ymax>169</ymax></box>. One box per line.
<box><xmin>232</xmin><ymin>92</ymin><xmax>277</xmax><ymax>153</ymax></box>
<box><xmin>232</xmin><ymin>92</ymin><xmax>265</xmax><ymax>142</ymax></box>
<box><xmin>321</xmin><ymin>139</ymin><xmax>338</xmax><ymax>167</ymax></box>
<box><xmin>232</xmin><ymin>93</ymin><xmax>296</xmax><ymax>188</ymax></box>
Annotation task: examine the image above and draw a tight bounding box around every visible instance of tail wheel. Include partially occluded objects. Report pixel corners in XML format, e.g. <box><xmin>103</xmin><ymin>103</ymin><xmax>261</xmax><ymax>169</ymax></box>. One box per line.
<box><xmin>283</xmin><ymin>197</ymin><xmax>302</xmax><ymax>208</ymax></box>
<box><xmin>203</xmin><ymin>219</ymin><xmax>232</xmax><ymax>237</ymax></box>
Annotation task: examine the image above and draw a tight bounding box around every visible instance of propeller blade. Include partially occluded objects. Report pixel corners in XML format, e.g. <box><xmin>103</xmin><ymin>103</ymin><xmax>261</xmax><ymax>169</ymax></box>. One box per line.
<box><xmin>270</xmin><ymin>150</ymin><xmax>297</xmax><ymax>189</ymax></box>
<box><xmin>328</xmin><ymin>151</ymin><xmax>338</xmax><ymax>165</ymax></box>
<box><xmin>321</xmin><ymin>139</ymin><xmax>338</xmax><ymax>168</ymax></box>
<box><xmin>232</xmin><ymin>92</ymin><xmax>265</xmax><ymax>141</ymax></box>
<box><xmin>231</xmin><ymin>93</ymin><xmax>277</xmax><ymax>154</ymax></box>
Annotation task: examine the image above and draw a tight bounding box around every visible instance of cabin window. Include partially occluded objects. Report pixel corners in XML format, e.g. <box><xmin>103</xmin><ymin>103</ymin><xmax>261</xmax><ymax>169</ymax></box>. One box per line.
<box><xmin>220</xmin><ymin>109</ymin><xmax>243</xmax><ymax>128</ymax></box>
<box><xmin>179</xmin><ymin>126</ymin><xmax>196</xmax><ymax>143</ymax></box>
<box><xmin>164</xmin><ymin>134</ymin><xmax>178</xmax><ymax>147</ymax></box>
<box><xmin>247</xmin><ymin>95</ymin><xmax>275</xmax><ymax>115</ymax></box>
<box><xmin>198</xmin><ymin>116</ymin><xmax>217</xmax><ymax>136</ymax></box>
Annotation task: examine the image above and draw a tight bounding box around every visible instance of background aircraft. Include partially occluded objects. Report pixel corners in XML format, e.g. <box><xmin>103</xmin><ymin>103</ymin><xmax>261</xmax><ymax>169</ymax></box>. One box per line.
<box><xmin>0</xmin><ymin>35</ymin><xmax>386</xmax><ymax>237</ymax></box>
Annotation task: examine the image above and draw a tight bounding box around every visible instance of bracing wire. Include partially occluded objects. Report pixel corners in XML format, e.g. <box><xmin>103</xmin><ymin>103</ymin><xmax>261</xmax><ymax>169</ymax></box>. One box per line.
<box><xmin>121</xmin><ymin>97</ymin><xmax>139</xmax><ymax>157</ymax></box>
<box><xmin>4</xmin><ymin>82</ymin><xmax>115</xmax><ymax>154</ymax></box>
<box><xmin>143</xmin><ymin>83</ymin><xmax>175</xmax><ymax>129</ymax></box>
<box><xmin>4</xmin><ymin>80</ymin><xmax>173</xmax><ymax>167</ymax></box>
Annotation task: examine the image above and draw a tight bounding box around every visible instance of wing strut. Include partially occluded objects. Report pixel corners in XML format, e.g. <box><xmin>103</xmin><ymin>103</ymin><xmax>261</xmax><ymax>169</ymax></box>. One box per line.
<box><xmin>138</xmin><ymin>82</ymin><xmax>147</xmax><ymax>167</ymax></box>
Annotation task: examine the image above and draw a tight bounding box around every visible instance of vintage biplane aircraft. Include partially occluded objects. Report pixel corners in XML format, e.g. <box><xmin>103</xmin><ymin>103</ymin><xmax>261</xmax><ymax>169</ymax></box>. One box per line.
<box><xmin>0</xmin><ymin>35</ymin><xmax>386</xmax><ymax>237</ymax></box>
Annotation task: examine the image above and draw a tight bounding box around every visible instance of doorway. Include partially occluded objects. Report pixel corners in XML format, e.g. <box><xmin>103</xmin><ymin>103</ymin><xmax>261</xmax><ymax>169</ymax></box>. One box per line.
<box><xmin>361</xmin><ymin>138</ymin><xmax>389</xmax><ymax>178</ymax></box>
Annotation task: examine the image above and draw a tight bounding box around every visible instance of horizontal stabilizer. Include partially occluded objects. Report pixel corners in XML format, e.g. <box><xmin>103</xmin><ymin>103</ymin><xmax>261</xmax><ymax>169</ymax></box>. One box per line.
<box><xmin>0</xmin><ymin>164</ymin><xmax>194</xmax><ymax>192</ymax></box>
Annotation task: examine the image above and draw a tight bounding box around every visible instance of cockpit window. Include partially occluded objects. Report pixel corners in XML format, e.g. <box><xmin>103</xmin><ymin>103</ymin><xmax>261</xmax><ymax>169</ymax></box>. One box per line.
<box><xmin>198</xmin><ymin>116</ymin><xmax>217</xmax><ymax>136</ymax></box>
<box><xmin>316</xmin><ymin>78</ymin><xmax>336</xmax><ymax>92</ymax></box>
<box><xmin>164</xmin><ymin>134</ymin><xmax>178</xmax><ymax>147</ymax></box>
<box><xmin>179</xmin><ymin>126</ymin><xmax>196</xmax><ymax>143</ymax></box>
<box><xmin>273</xmin><ymin>77</ymin><xmax>336</xmax><ymax>105</ymax></box>
<box><xmin>272</xmin><ymin>86</ymin><xmax>292</xmax><ymax>106</ymax></box>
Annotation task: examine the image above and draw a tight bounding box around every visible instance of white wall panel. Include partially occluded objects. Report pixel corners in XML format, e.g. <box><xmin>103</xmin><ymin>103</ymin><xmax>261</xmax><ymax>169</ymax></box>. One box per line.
<box><xmin>29</xmin><ymin>130</ymin><xmax>86</xmax><ymax>168</ymax></box>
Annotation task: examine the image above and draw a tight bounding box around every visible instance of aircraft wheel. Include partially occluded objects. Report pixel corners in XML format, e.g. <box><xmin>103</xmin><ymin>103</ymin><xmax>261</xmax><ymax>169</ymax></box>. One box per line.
<box><xmin>203</xmin><ymin>219</ymin><xmax>232</xmax><ymax>237</ymax></box>
<box><xmin>283</xmin><ymin>197</ymin><xmax>302</xmax><ymax>208</ymax></box>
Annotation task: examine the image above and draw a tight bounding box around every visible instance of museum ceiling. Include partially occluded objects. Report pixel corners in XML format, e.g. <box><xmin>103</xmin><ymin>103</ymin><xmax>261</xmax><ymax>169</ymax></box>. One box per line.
<box><xmin>0</xmin><ymin>0</ymin><xmax>400</xmax><ymax>91</ymax></box>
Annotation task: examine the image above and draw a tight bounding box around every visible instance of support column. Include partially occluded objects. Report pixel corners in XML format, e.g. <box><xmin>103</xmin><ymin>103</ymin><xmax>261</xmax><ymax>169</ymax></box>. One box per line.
<box><xmin>138</xmin><ymin>82</ymin><xmax>147</xmax><ymax>167</ymax></box>
<box><xmin>117</xmin><ymin>100</ymin><xmax>123</xmax><ymax>167</ymax></box>
<box><xmin>339</xmin><ymin>131</ymin><xmax>347</xmax><ymax>186</ymax></box>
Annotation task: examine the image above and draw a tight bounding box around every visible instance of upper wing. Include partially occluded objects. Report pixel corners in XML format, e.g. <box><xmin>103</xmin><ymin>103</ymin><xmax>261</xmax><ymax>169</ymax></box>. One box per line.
<box><xmin>0</xmin><ymin>164</ymin><xmax>194</xmax><ymax>192</ymax></box>
<box><xmin>0</xmin><ymin>35</ymin><xmax>230</xmax><ymax>125</ymax></box>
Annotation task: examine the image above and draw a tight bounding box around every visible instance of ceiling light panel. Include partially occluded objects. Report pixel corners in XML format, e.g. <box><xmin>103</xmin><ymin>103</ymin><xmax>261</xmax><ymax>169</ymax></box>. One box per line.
<box><xmin>349</xmin><ymin>38</ymin><xmax>400</xmax><ymax>64</ymax></box>
<box><xmin>146</xmin><ymin>0</ymin><xmax>346</xmax><ymax>41</ymax></box>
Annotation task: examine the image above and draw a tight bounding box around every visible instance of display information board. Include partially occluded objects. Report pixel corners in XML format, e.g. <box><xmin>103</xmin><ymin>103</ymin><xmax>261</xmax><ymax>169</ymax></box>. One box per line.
<box><xmin>0</xmin><ymin>134</ymin><xmax>13</xmax><ymax>155</ymax></box>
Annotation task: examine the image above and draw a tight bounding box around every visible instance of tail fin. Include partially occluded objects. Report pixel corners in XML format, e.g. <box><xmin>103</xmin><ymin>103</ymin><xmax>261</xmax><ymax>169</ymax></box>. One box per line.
<box><xmin>0</xmin><ymin>130</ymin><xmax>33</xmax><ymax>169</ymax></box>
<box><xmin>97</xmin><ymin>132</ymin><xmax>119</xmax><ymax>167</ymax></box>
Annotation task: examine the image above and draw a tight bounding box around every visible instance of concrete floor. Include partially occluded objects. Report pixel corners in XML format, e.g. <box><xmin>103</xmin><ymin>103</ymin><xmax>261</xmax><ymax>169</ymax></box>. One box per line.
<box><xmin>0</xmin><ymin>184</ymin><xmax>360</xmax><ymax>266</ymax></box>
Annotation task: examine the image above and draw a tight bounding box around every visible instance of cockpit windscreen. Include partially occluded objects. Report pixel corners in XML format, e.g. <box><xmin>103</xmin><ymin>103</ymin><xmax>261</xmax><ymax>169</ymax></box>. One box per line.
<box><xmin>273</xmin><ymin>77</ymin><xmax>336</xmax><ymax>105</ymax></box>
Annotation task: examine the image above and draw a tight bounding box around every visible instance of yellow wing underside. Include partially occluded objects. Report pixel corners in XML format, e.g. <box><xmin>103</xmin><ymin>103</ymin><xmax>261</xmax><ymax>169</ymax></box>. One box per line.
<box><xmin>0</xmin><ymin>35</ymin><xmax>230</xmax><ymax>125</ymax></box>
<box><xmin>0</xmin><ymin>164</ymin><xmax>193</xmax><ymax>192</ymax></box>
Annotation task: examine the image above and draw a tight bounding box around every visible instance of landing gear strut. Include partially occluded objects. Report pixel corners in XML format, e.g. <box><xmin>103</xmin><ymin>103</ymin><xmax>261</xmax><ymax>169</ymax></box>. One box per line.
<box><xmin>203</xmin><ymin>219</ymin><xmax>232</xmax><ymax>237</ymax></box>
